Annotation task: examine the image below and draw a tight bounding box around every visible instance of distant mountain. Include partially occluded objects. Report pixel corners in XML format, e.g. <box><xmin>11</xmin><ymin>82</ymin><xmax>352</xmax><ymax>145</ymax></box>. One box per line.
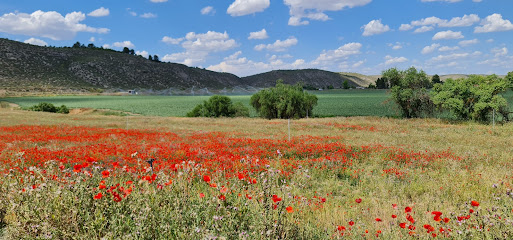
<box><xmin>0</xmin><ymin>38</ymin><xmax>397</xmax><ymax>95</ymax></box>
<box><xmin>241</xmin><ymin>69</ymin><xmax>361</xmax><ymax>89</ymax></box>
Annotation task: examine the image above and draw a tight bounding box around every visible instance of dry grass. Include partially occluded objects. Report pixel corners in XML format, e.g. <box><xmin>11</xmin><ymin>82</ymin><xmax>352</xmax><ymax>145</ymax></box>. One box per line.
<box><xmin>1</xmin><ymin>108</ymin><xmax>513</xmax><ymax>239</ymax></box>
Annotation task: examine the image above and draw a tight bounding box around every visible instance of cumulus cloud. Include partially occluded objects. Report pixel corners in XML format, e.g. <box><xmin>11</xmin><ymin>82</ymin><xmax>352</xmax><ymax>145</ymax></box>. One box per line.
<box><xmin>284</xmin><ymin>0</ymin><xmax>371</xmax><ymax>26</ymax></box>
<box><xmin>254</xmin><ymin>37</ymin><xmax>298</xmax><ymax>51</ymax></box>
<box><xmin>103</xmin><ymin>41</ymin><xmax>135</xmax><ymax>49</ymax></box>
<box><xmin>150</xmin><ymin>0</ymin><xmax>168</xmax><ymax>2</ymax></box>
<box><xmin>438</xmin><ymin>14</ymin><xmax>480</xmax><ymax>27</ymax></box>
<box><xmin>312</xmin><ymin>42</ymin><xmax>362</xmax><ymax>64</ymax></box>
<box><xmin>438</xmin><ymin>46</ymin><xmax>460</xmax><ymax>52</ymax></box>
<box><xmin>421</xmin><ymin>43</ymin><xmax>441</xmax><ymax>54</ymax></box>
<box><xmin>201</xmin><ymin>6</ymin><xmax>215</xmax><ymax>15</ymax></box>
<box><xmin>389</xmin><ymin>42</ymin><xmax>402</xmax><ymax>50</ymax></box>
<box><xmin>491</xmin><ymin>47</ymin><xmax>508</xmax><ymax>57</ymax></box>
<box><xmin>432</xmin><ymin>30</ymin><xmax>464</xmax><ymax>40</ymax></box>
<box><xmin>227</xmin><ymin>0</ymin><xmax>270</xmax><ymax>17</ymax></box>
<box><xmin>136</xmin><ymin>50</ymin><xmax>149</xmax><ymax>58</ymax></box>
<box><xmin>362</xmin><ymin>19</ymin><xmax>390</xmax><ymax>36</ymax></box>
<box><xmin>162</xmin><ymin>31</ymin><xmax>238</xmax><ymax>66</ymax></box>
<box><xmin>414</xmin><ymin>26</ymin><xmax>434</xmax><ymax>33</ymax></box>
<box><xmin>421</xmin><ymin>0</ymin><xmax>463</xmax><ymax>2</ymax></box>
<box><xmin>458</xmin><ymin>39</ymin><xmax>479</xmax><ymax>46</ymax></box>
<box><xmin>0</xmin><ymin>10</ymin><xmax>109</xmax><ymax>40</ymax></box>
<box><xmin>162</xmin><ymin>36</ymin><xmax>183</xmax><ymax>45</ymax></box>
<box><xmin>248</xmin><ymin>29</ymin><xmax>268</xmax><ymax>40</ymax></box>
<box><xmin>88</xmin><ymin>7</ymin><xmax>109</xmax><ymax>17</ymax></box>
<box><xmin>474</xmin><ymin>13</ymin><xmax>513</xmax><ymax>33</ymax></box>
<box><xmin>384</xmin><ymin>55</ymin><xmax>408</xmax><ymax>65</ymax></box>
<box><xmin>399</xmin><ymin>24</ymin><xmax>413</xmax><ymax>31</ymax></box>
<box><xmin>24</xmin><ymin>37</ymin><xmax>47</xmax><ymax>46</ymax></box>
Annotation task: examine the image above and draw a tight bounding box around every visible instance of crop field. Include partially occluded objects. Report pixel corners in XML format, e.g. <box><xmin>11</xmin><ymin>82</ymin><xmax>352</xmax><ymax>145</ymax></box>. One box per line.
<box><xmin>1</xmin><ymin>107</ymin><xmax>513</xmax><ymax>239</ymax></box>
<box><xmin>0</xmin><ymin>90</ymin><xmax>399</xmax><ymax>117</ymax></box>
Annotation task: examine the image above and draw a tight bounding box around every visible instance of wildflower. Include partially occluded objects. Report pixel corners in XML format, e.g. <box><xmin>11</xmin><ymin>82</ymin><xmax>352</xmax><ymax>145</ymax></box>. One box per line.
<box><xmin>218</xmin><ymin>195</ymin><xmax>226</xmax><ymax>201</ymax></box>
<box><xmin>375</xmin><ymin>218</ymin><xmax>382</xmax><ymax>222</ymax></box>
<box><xmin>399</xmin><ymin>223</ymin><xmax>406</xmax><ymax>228</ymax></box>
<box><xmin>286</xmin><ymin>206</ymin><xmax>293</xmax><ymax>213</ymax></box>
<box><xmin>337</xmin><ymin>225</ymin><xmax>346</xmax><ymax>231</ymax></box>
<box><xmin>94</xmin><ymin>193</ymin><xmax>103</xmax><ymax>199</ymax></box>
<box><xmin>355</xmin><ymin>198</ymin><xmax>362</xmax><ymax>203</ymax></box>
<box><xmin>199</xmin><ymin>193</ymin><xmax>205</xmax><ymax>198</ymax></box>
<box><xmin>99</xmin><ymin>180</ymin><xmax>106</xmax><ymax>189</ymax></box>
<box><xmin>220</xmin><ymin>186</ymin><xmax>228</xmax><ymax>194</ymax></box>
<box><xmin>245</xmin><ymin>194</ymin><xmax>252</xmax><ymax>200</ymax></box>
<box><xmin>348</xmin><ymin>221</ymin><xmax>355</xmax><ymax>226</ymax></box>
<box><xmin>405</xmin><ymin>206</ymin><xmax>412</xmax><ymax>213</ymax></box>
<box><xmin>471</xmin><ymin>201</ymin><xmax>479</xmax><ymax>207</ymax></box>
<box><xmin>203</xmin><ymin>175</ymin><xmax>211</xmax><ymax>183</ymax></box>
<box><xmin>272</xmin><ymin>195</ymin><xmax>282</xmax><ymax>203</ymax></box>
<box><xmin>443</xmin><ymin>218</ymin><xmax>450</xmax><ymax>223</ymax></box>
<box><xmin>392</xmin><ymin>214</ymin><xmax>397</xmax><ymax>218</ymax></box>
<box><xmin>101</xmin><ymin>170</ymin><xmax>110</xmax><ymax>178</ymax></box>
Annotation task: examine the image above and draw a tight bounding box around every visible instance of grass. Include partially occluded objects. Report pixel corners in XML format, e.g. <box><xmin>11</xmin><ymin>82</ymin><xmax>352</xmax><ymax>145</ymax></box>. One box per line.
<box><xmin>0</xmin><ymin>90</ymin><xmax>400</xmax><ymax>118</ymax></box>
<box><xmin>1</xmin><ymin>108</ymin><xmax>513</xmax><ymax>239</ymax></box>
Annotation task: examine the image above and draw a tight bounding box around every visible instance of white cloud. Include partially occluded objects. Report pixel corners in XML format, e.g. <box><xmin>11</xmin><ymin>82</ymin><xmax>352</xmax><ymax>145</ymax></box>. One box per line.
<box><xmin>227</xmin><ymin>0</ymin><xmax>270</xmax><ymax>17</ymax></box>
<box><xmin>284</xmin><ymin>0</ymin><xmax>371</xmax><ymax>26</ymax></box>
<box><xmin>361</xmin><ymin>19</ymin><xmax>390</xmax><ymax>36</ymax></box>
<box><xmin>390</xmin><ymin>42</ymin><xmax>402</xmax><ymax>50</ymax></box>
<box><xmin>150</xmin><ymin>0</ymin><xmax>168</xmax><ymax>2</ymax></box>
<box><xmin>474</xmin><ymin>13</ymin><xmax>513</xmax><ymax>33</ymax></box>
<box><xmin>421</xmin><ymin>43</ymin><xmax>441</xmax><ymax>54</ymax></box>
<box><xmin>438</xmin><ymin>46</ymin><xmax>460</xmax><ymax>52</ymax></box>
<box><xmin>254</xmin><ymin>37</ymin><xmax>298</xmax><ymax>51</ymax></box>
<box><xmin>136</xmin><ymin>50</ymin><xmax>149</xmax><ymax>58</ymax></box>
<box><xmin>89</xmin><ymin>37</ymin><xmax>95</xmax><ymax>42</ymax></box>
<box><xmin>248</xmin><ymin>29</ymin><xmax>268</xmax><ymax>40</ymax></box>
<box><xmin>399</xmin><ymin>24</ymin><xmax>413</xmax><ymax>31</ymax></box>
<box><xmin>411</xmin><ymin>16</ymin><xmax>444</xmax><ymax>26</ymax></box>
<box><xmin>201</xmin><ymin>6</ymin><xmax>215</xmax><ymax>15</ymax></box>
<box><xmin>104</xmin><ymin>41</ymin><xmax>135</xmax><ymax>49</ymax></box>
<box><xmin>486</xmin><ymin>38</ymin><xmax>494</xmax><ymax>43</ymax></box>
<box><xmin>458</xmin><ymin>38</ymin><xmax>479</xmax><ymax>46</ymax></box>
<box><xmin>432</xmin><ymin>30</ymin><xmax>464</xmax><ymax>40</ymax></box>
<box><xmin>140</xmin><ymin>13</ymin><xmax>157</xmax><ymax>18</ymax></box>
<box><xmin>162</xmin><ymin>36</ymin><xmax>183</xmax><ymax>44</ymax></box>
<box><xmin>384</xmin><ymin>55</ymin><xmax>408</xmax><ymax>65</ymax></box>
<box><xmin>312</xmin><ymin>42</ymin><xmax>362</xmax><ymax>64</ymax></box>
<box><xmin>491</xmin><ymin>47</ymin><xmax>508</xmax><ymax>57</ymax></box>
<box><xmin>414</xmin><ymin>26</ymin><xmax>434</xmax><ymax>33</ymax></box>
<box><xmin>162</xmin><ymin>31</ymin><xmax>238</xmax><ymax>66</ymax></box>
<box><xmin>430</xmin><ymin>53</ymin><xmax>470</xmax><ymax>62</ymax></box>
<box><xmin>438</xmin><ymin>14</ymin><xmax>480</xmax><ymax>27</ymax></box>
<box><xmin>88</xmin><ymin>7</ymin><xmax>109</xmax><ymax>17</ymax></box>
<box><xmin>24</xmin><ymin>37</ymin><xmax>47</xmax><ymax>46</ymax></box>
<box><xmin>0</xmin><ymin>10</ymin><xmax>109</xmax><ymax>40</ymax></box>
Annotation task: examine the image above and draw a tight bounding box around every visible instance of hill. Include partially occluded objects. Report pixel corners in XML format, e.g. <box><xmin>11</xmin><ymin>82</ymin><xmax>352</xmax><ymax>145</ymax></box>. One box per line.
<box><xmin>241</xmin><ymin>69</ymin><xmax>360</xmax><ymax>89</ymax></box>
<box><xmin>0</xmin><ymin>38</ymin><xmax>242</xmax><ymax>93</ymax></box>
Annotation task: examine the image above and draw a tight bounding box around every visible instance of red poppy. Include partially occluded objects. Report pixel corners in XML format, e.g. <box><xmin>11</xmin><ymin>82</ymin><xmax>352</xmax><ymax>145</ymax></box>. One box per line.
<box><xmin>471</xmin><ymin>201</ymin><xmax>479</xmax><ymax>207</ymax></box>
<box><xmin>337</xmin><ymin>226</ymin><xmax>346</xmax><ymax>231</ymax></box>
<box><xmin>272</xmin><ymin>195</ymin><xmax>282</xmax><ymax>203</ymax></box>
<box><xmin>392</xmin><ymin>214</ymin><xmax>397</xmax><ymax>218</ymax></box>
<box><xmin>93</xmin><ymin>192</ymin><xmax>103</xmax><ymax>199</ymax></box>
<box><xmin>443</xmin><ymin>218</ymin><xmax>450</xmax><ymax>223</ymax></box>
<box><xmin>245</xmin><ymin>194</ymin><xmax>252</xmax><ymax>200</ymax></box>
<box><xmin>286</xmin><ymin>206</ymin><xmax>293</xmax><ymax>213</ymax></box>
<box><xmin>405</xmin><ymin>206</ymin><xmax>412</xmax><ymax>213</ymax></box>
<box><xmin>375</xmin><ymin>218</ymin><xmax>382</xmax><ymax>222</ymax></box>
<box><xmin>355</xmin><ymin>198</ymin><xmax>362</xmax><ymax>203</ymax></box>
<box><xmin>469</xmin><ymin>209</ymin><xmax>474</xmax><ymax>213</ymax></box>
<box><xmin>406</xmin><ymin>214</ymin><xmax>415</xmax><ymax>224</ymax></box>
<box><xmin>218</xmin><ymin>194</ymin><xmax>226</xmax><ymax>201</ymax></box>
<box><xmin>434</xmin><ymin>215</ymin><xmax>442</xmax><ymax>222</ymax></box>
<box><xmin>203</xmin><ymin>175</ymin><xmax>211</xmax><ymax>183</ymax></box>
<box><xmin>348</xmin><ymin>221</ymin><xmax>355</xmax><ymax>226</ymax></box>
<box><xmin>199</xmin><ymin>193</ymin><xmax>205</xmax><ymax>198</ymax></box>
<box><xmin>399</xmin><ymin>223</ymin><xmax>406</xmax><ymax>228</ymax></box>
<box><xmin>101</xmin><ymin>170</ymin><xmax>110</xmax><ymax>178</ymax></box>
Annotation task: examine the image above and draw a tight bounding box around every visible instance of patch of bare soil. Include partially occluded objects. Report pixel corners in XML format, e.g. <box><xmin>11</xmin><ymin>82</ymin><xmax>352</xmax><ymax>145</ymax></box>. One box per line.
<box><xmin>69</xmin><ymin>108</ymin><xmax>95</xmax><ymax>115</ymax></box>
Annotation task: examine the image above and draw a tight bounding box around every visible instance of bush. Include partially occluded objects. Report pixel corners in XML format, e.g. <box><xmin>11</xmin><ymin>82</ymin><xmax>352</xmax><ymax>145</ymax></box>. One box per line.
<box><xmin>387</xmin><ymin>67</ymin><xmax>434</xmax><ymax>118</ymax></box>
<box><xmin>29</xmin><ymin>102</ymin><xmax>69</xmax><ymax>114</ymax></box>
<box><xmin>186</xmin><ymin>95</ymin><xmax>249</xmax><ymax>118</ymax></box>
<box><xmin>250</xmin><ymin>80</ymin><xmax>318</xmax><ymax>119</ymax></box>
<box><xmin>431</xmin><ymin>75</ymin><xmax>510</xmax><ymax>122</ymax></box>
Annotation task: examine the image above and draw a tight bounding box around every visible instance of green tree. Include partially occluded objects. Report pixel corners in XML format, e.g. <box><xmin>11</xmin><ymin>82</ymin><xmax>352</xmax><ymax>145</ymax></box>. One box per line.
<box><xmin>382</xmin><ymin>68</ymin><xmax>402</xmax><ymax>88</ymax></box>
<box><xmin>375</xmin><ymin>78</ymin><xmax>388</xmax><ymax>89</ymax></box>
<box><xmin>431</xmin><ymin>75</ymin><xmax>510</xmax><ymax>122</ymax></box>
<box><xmin>87</xmin><ymin>43</ymin><xmax>96</xmax><ymax>49</ymax></box>
<box><xmin>388</xmin><ymin>67</ymin><xmax>434</xmax><ymax>118</ymax></box>
<box><xmin>148</xmin><ymin>55</ymin><xmax>153</xmax><ymax>61</ymax></box>
<box><xmin>186</xmin><ymin>95</ymin><xmax>249</xmax><ymax>118</ymax></box>
<box><xmin>431</xmin><ymin>74</ymin><xmax>442</xmax><ymax>85</ymax></box>
<box><xmin>343</xmin><ymin>80</ymin><xmax>349</xmax><ymax>89</ymax></box>
<box><xmin>72</xmin><ymin>42</ymin><xmax>82</xmax><ymax>48</ymax></box>
<box><xmin>506</xmin><ymin>71</ymin><xmax>513</xmax><ymax>89</ymax></box>
<box><xmin>250</xmin><ymin>80</ymin><xmax>318</xmax><ymax>119</ymax></box>
<box><xmin>122</xmin><ymin>47</ymin><xmax>130</xmax><ymax>54</ymax></box>
<box><xmin>153</xmin><ymin>55</ymin><xmax>160</xmax><ymax>62</ymax></box>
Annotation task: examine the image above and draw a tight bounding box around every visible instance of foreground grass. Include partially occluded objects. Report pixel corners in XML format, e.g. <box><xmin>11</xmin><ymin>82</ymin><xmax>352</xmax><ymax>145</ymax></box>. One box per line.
<box><xmin>1</xmin><ymin>108</ymin><xmax>513</xmax><ymax>239</ymax></box>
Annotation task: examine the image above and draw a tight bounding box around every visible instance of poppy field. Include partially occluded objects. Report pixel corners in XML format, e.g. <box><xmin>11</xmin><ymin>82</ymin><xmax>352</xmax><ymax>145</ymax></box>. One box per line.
<box><xmin>1</xmin><ymin>108</ymin><xmax>513</xmax><ymax>239</ymax></box>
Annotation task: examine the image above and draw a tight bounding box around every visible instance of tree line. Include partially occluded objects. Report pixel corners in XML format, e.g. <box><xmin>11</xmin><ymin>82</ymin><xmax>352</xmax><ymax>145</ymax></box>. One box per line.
<box><xmin>71</xmin><ymin>42</ymin><xmax>160</xmax><ymax>62</ymax></box>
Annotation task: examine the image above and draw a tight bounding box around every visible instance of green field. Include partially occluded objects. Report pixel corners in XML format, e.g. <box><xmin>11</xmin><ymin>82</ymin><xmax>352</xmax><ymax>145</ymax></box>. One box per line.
<box><xmin>0</xmin><ymin>90</ymin><xmax>400</xmax><ymax>117</ymax></box>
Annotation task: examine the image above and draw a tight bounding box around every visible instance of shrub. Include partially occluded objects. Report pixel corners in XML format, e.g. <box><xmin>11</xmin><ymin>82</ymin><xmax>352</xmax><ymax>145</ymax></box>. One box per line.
<box><xmin>29</xmin><ymin>102</ymin><xmax>69</xmax><ymax>114</ymax></box>
<box><xmin>387</xmin><ymin>67</ymin><xmax>434</xmax><ymax>118</ymax></box>
<box><xmin>431</xmin><ymin>75</ymin><xmax>510</xmax><ymax>122</ymax></box>
<box><xmin>186</xmin><ymin>95</ymin><xmax>249</xmax><ymax>118</ymax></box>
<box><xmin>250</xmin><ymin>80</ymin><xmax>318</xmax><ymax>119</ymax></box>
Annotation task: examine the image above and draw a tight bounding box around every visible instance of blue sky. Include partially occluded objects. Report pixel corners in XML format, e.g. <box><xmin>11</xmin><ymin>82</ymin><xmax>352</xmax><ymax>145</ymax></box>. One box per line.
<box><xmin>0</xmin><ymin>0</ymin><xmax>512</xmax><ymax>77</ymax></box>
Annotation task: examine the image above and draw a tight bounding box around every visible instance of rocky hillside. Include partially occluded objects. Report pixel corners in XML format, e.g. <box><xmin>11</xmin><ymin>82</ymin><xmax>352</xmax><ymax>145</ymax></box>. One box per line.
<box><xmin>0</xmin><ymin>38</ymin><xmax>242</xmax><ymax>93</ymax></box>
<box><xmin>241</xmin><ymin>69</ymin><xmax>359</xmax><ymax>89</ymax></box>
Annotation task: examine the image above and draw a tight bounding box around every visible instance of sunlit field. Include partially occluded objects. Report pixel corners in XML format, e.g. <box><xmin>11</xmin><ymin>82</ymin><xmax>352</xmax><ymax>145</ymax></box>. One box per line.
<box><xmin>1</xmin><ymin>107</ymin><xmax>513</xmax><ymax>239</ymax></box>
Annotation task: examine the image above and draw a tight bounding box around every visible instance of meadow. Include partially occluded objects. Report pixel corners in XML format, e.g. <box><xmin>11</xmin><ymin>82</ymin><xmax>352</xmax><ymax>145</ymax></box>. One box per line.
<box><xmin>0</xmin><ymin>90</ymin><xmax>399</xmax><ymax>118</ymax></box>
<box><xmin>1</xmin><ymin>106</ymin><xmax>513</xmax><ymax>239</ymax></box>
